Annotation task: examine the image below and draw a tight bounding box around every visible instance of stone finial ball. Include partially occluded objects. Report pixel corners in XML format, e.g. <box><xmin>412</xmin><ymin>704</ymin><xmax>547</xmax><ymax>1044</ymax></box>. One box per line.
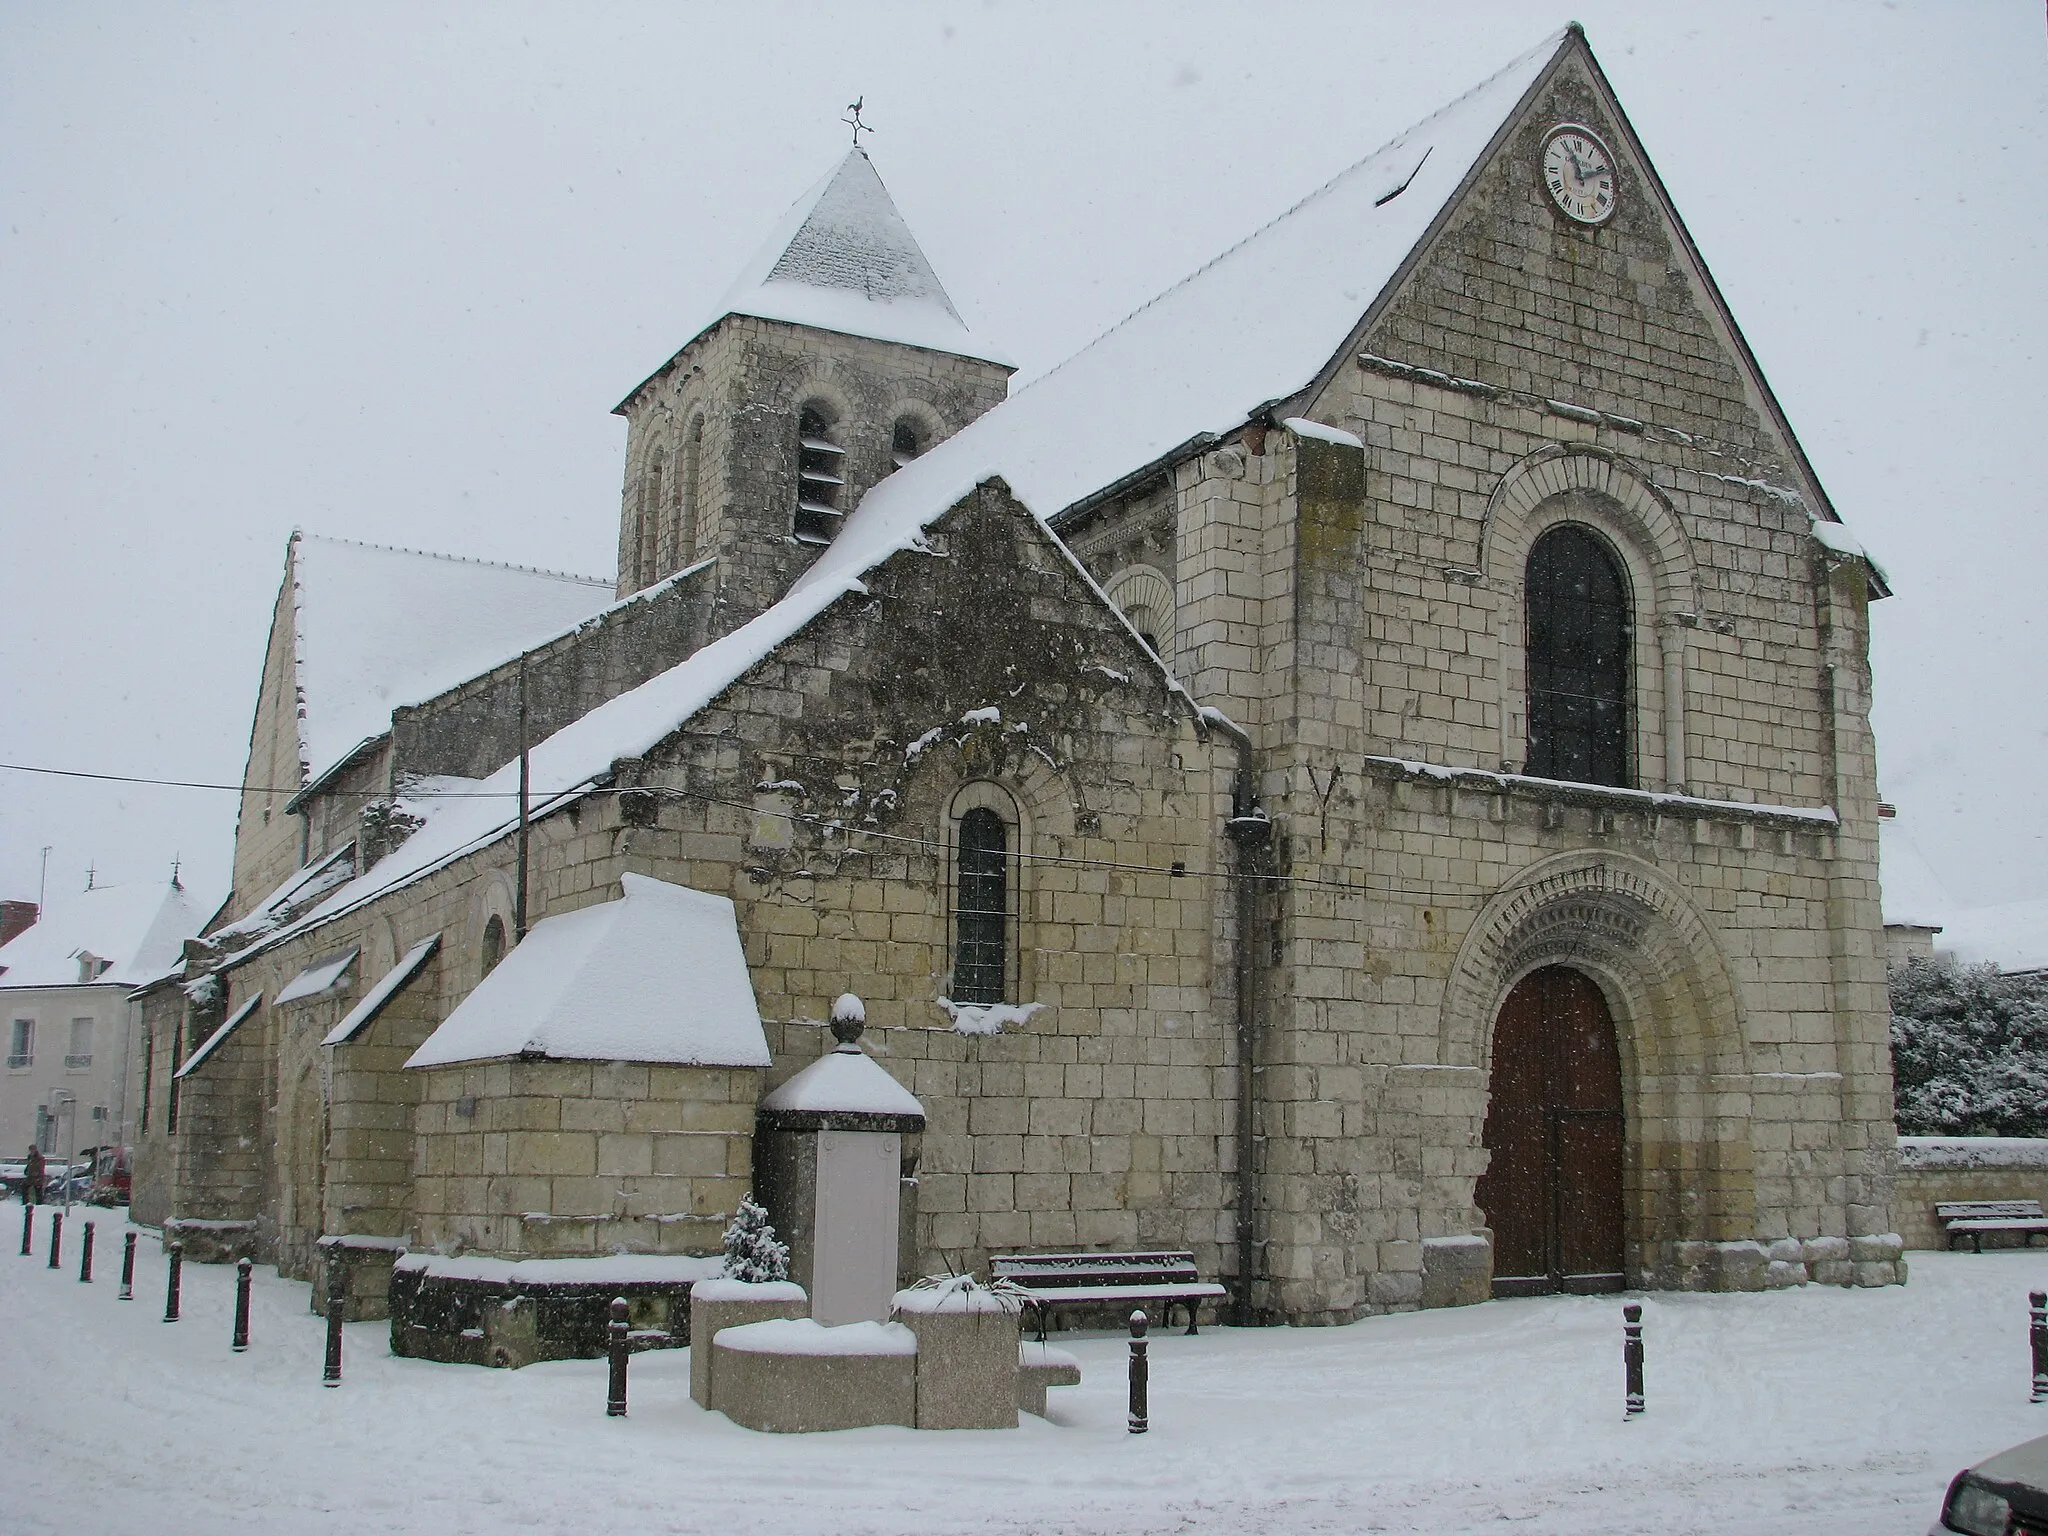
<box><xmin>830</xmin><ymin>992</ymin><xmax>866</xmax><ymax>1046</ymax></box>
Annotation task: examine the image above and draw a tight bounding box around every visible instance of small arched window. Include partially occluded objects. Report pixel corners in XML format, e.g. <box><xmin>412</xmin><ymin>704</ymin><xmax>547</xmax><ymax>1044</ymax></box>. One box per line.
<box><xmin>1525</xmin><ymin>523</ymin><xmax>1631</xmax><ymax>787</ymax></box>
<box><xmin>794</xmin><ymin>405</ymin><xmax>845</xmax><ymax>544</ymax></box>
<box><xmin>891</xmin><ymin>416</ymin><xmax>928</xmax><ymax>468</ymax></box>
<box><xmin>680</xmin><ymin>416</ymin><xmax>704</xmax><ymax>566</ymax></box>
<box><xmin>481</xmin><ymin>915</ymin><xmax>507</xmax><ymax>980</ymax></box>
<box><xmin>649</xmin><ymin>452</ymin><xmax>670</xmax><ymax>577</ymax></box>
<box><xmin>953</xmin><ymin>807</ymin><xmax>1008</xmax><ymax>1005</ymax></box>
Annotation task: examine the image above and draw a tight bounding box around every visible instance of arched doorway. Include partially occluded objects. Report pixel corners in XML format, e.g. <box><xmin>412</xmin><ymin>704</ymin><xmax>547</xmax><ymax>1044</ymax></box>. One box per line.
<box><xmin>1477</xmin><ymin>966</ymin><xmax>1626</xmax><ymax>1296</ymax></box>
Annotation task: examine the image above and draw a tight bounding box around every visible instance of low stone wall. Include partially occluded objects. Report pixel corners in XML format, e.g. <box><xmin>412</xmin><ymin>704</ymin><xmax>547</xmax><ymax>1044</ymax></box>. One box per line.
<box><xmin>1897</xmin><ymin>1138</ymin><xmax>2048</xmax><ymax>1251</ymax></box>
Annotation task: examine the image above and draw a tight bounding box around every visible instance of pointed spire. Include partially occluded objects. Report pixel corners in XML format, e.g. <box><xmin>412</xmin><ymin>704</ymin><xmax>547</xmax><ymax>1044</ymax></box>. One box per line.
<box><xmin>703</xmin><ymin>149</ymin><xmax>1011</xmax><ymax>367</ymax></box>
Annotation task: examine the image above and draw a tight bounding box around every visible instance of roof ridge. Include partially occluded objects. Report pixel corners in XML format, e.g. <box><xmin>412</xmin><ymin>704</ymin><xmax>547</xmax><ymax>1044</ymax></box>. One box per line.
<box><xmin>296</xmin><ymin>531</ymin><xmax>612</xmax><ymax>587</ymax></box>
<box><xmin>1008</xmin><ymin>27</ymin><xmax>1570</xmax><ymax>402</ymax></box>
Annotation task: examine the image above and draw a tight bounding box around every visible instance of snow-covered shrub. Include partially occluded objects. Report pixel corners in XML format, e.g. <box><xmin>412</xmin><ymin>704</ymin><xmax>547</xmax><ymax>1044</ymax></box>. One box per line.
<box><xmin>1890</xmin><ymin>955</ymin><xmax>2048</xmax><ymax>1137</ymax></box>
<box><xmin>721</xmin><ymin>1192</ymin><xmax>790</xmax><ymax>1283</ymax></box>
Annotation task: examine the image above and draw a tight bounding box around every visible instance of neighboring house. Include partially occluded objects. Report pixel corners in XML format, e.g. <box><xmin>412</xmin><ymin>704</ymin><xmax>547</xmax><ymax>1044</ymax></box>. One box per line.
<box><xmin>139</xmin><ymin>25</ymin><xmax>1901</xmax><ymax>1319</ymax></box>
<box><xmin>0</xmin><ymin>879</ymin><xmax>213</xmax><ymax>1163</ymax></box>
<box><xmin>1936</xmin><ymin>899</ymin><xmax>2048</xmax><ymax>979</ymax></box>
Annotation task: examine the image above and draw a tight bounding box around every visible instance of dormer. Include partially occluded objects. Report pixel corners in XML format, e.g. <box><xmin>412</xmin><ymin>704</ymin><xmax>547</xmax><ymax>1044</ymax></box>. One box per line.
<box><xmin>611</xmin><ymin>150</ymin><xmax>1013</xmax><ymax>629</ymax></box>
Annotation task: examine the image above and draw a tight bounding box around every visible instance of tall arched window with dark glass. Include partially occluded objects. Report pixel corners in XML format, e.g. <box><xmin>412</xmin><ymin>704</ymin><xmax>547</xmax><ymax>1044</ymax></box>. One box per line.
<box><xmin>953</xmin><ymin>807</ymin><xmax>1008</xmax><ymax>1005</ymax></box>
<box><xmin>1525</xmin><ymin>524</ymin><xmax>1631</xmax><ymax>787</ymax></box>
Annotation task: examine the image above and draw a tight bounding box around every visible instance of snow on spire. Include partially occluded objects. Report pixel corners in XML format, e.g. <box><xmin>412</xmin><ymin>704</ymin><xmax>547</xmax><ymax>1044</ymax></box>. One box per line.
<box><xmin>704</xmin><ymin>149</ymin><xmax>1011</xmax><ymax>366</ymax></box>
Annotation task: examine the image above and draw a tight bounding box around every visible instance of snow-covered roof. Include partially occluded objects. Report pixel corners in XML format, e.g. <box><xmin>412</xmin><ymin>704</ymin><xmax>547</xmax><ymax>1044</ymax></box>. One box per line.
<box><xmin>1938</xmin><ymin>897</ymin><xmax>2048</xmax><ymax>977</ymax></box>
<box><xmin>289</xmin><ymin>534</ymin><xmax>614</xmax><ymax>788</ymax></box>
<box><xmin>0</xmin><ymin>879</ymin><xmax>213</xmax><ymax>990</ymax></box>
<box><xmin>405</xmin><ymin>874</ymin><xmax>770</xmax><ymax>1069</ymax></box>
<box><xmin>1879</xmin><ymin>820</ymin><xmax>1952</xmax><ymax>931</ymax></box>
<box><xmin>675</xmin><ymin>148</ymin><xmax>1009</xmax><ymax>372</ymax></box>
<box><xmin>810</xmin><ymin>29</ymin><xmax>1567</xmax><ymax>554</ymax></box>
<box><xmin>275</xmin><ymin>948</ymin><xmax>359</xmax><ymax>1005</ymax></box>
<box><xmin>760</xmin><ymin>1043</ymin><xmax>925</xmax><ymax>1124</ymax></box>
<box><xmin>176</xmin><ymin>993</ymin><xmax>262</xmax><ymax>1078</ymax></box>
<box><xmin>322</xmin><ymin>934</ymin><xmax>440</xmax><ymax>1047</ymax></box>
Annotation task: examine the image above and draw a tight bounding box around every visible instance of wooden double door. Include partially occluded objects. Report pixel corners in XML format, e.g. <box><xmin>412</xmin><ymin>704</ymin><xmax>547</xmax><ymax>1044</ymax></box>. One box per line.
<box><xmin>1476</xmin><ymin>966</ymin><xmax>1626</xmax><ymax>1297</ymax></box>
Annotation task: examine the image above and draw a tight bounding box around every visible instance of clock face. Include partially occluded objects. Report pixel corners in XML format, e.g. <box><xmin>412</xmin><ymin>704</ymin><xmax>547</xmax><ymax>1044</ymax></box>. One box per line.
<box><xmin>1542</xmin><ymin>124</ymin><xmax>1617</xmax><ymax>225</ymax></box>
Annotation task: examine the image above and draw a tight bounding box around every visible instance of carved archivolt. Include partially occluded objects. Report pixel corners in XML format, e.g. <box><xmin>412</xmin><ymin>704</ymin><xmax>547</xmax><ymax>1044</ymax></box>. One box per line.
<box><xmin>1439</xmin><ymin>848</ymin><xmax>1746</xmax><ymax>1083</ymax></box>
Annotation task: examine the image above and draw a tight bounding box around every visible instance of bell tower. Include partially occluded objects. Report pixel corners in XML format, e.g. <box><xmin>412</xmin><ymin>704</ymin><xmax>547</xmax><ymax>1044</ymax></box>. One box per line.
<box><xmin>611</xmin><ymin>149</ymin><xmax>1012</xmax><ymax>635</ymax></box>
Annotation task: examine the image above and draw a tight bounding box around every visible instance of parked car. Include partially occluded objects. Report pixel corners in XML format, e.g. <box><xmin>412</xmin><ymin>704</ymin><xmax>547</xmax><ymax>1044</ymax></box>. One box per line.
<box><xmin>1932</xmin><ymin>1432</ymin><xmax>2048</xmax><ymax>1534</ymax></box>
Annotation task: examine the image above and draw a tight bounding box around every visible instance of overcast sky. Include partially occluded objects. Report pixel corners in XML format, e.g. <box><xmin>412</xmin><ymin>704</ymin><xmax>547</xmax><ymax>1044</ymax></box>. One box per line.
<box><xmin>2</xmin><ymin>2</ymin><xmax>2043</xmax><ymax>920</ymax></box>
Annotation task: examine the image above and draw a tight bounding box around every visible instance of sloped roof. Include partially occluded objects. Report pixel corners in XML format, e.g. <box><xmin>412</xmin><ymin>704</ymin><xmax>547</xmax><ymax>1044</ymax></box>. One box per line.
<box><xmin>405</xmin><ymin>874</ymin><xmax>770</xmax><ymax>1069</ymax></box>
<box><xmin>0</xmin><ymin>879</ymin><xmax>213</xmax><ymax>989</ymax></box>
<box><xmin>1879</xmin><ymin>820</ymin><xmax>1953</xmax><ymax>931</ymax></box>
<box><xmin>1938</xmin><ymin>899</ymin><xmax>2048</xmax><ymax>977</ymax></box>
<box><xmin>669</xmin><ymin>148</ymin><xmax>1010</xmax><ymax>373</ymax></box>
<box><xmin>289</xmin><ymin>534</ymin><xmax>614</xmax><ymax>787</ymax></box>
<box><xmin>813</xmin><ymin>29</ymin><xmax>1567</xmax><ymax>548</ymax></box>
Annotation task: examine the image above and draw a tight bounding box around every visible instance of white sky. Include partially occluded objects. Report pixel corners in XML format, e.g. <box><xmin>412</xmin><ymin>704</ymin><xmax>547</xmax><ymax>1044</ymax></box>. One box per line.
<box><xmin>2</xmin><ymin>2</ymin><xmax>2043</xmax><ymax>916</ymax></box>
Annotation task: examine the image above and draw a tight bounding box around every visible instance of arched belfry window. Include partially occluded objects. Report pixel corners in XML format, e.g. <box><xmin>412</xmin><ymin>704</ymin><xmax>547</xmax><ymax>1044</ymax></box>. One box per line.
<box><xmin>680</xmin><ymin>416</ymin><xmax>704</xmax><ymax>566</ymax></box>
<box><xmin>891</xmin><ymin>416</ymin><xmax>928</xmax><ymax>468</ymax></box>
<box><xmin>953</xmin><ymin>807</ymin><xmax>1009</xmax><ymax>1005</ymax></box>
<box><xmin>794</xmin><ymin>405</ymin><xmax>845</xmax><ymax>544</ymax></box>
<box><xmin>481</xmin><ymin>915</ymin><xmax>506</xmax><ymax>979</ymax></box>
<box><xmin>1525</xmin><ymin>523</ymin><xmax>1631</xmax><ymax>787</ymax></box>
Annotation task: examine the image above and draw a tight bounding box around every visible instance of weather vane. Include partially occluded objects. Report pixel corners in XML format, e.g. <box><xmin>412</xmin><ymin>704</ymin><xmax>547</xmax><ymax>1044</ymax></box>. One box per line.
<box><xmin>843</xmin><ymin>97</ymin><xmax>874</xmax><ymax>149</ymax></box>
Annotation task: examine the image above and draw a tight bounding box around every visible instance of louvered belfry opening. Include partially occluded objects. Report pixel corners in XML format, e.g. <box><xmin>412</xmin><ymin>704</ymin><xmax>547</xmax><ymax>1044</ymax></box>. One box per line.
<box><xmin>794</xmin><ymin>405</ymin><xmax>846</xmax><ymax>544</ymax></box>
<box><xmin>1525</xmin><ymin>523</ymin><xmax>1631</xmax><ymax>787</ymax></box>
<box><xmin>953</xmin><ymin>807</ymin><xmax>1008</xmax><ymax>1005</ymax></box>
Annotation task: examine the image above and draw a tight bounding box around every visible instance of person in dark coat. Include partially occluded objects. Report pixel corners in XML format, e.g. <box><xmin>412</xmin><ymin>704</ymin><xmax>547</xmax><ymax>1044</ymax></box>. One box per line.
<box><xmin>23</xmin><ymin>1144</ymin><xmax>45</xmax><ymax>1205</ymax></box>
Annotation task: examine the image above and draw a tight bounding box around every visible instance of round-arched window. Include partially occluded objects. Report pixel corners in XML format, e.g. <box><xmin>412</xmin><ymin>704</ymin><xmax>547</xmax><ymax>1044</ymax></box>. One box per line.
<box><xmin>481</xmin><ymin>915</ymin><xmax>507</xmax><ymax>979</ymax></box>
<box><xmin>953</xmin><ymin>807</ymin><xmax>1008</xmax><ymax>1005</ymax></box>
<box><xmin>1525</xmin><ymin>524</ymin><xmax>1630</xmax><ymax>787</ymax></box>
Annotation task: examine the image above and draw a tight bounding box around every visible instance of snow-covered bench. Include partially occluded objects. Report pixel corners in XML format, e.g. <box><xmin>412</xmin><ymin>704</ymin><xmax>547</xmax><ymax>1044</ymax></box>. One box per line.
<box><xmin>1937</xmin><ymin>1200</ymin><xmax>2048</xmax><ymax>1252</ymax></box>
<box><xmin>989</xmin><ymin>1250</ymin><xmax>1228</xmax><ymax>1339</ymax></box>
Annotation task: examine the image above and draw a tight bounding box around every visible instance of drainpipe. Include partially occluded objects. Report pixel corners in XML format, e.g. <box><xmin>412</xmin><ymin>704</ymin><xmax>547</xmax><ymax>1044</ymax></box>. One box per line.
<box><xmin>1201</xmin><ymin>706</ymin><xmax>1270</xmax><ymax>1326</ymax></box>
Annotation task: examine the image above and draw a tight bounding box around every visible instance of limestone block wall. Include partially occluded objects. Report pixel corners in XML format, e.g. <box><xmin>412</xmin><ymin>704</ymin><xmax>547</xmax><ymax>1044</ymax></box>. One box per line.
<box><xmin>615</xmin><ymin>316</ymin><xmax>1011</xmax><ymax>624</ymax></box>
<box><xmin>323</xmin><ymin>950</ymin><xmax>444</xmax><ymax>1246</ymax></box>
<box><xmin>231</xmin><ymin>557</ymin><xmax>314</xmax><ymax>925</ymax></box>
<box><xmin>1895</xmin><ymin>1139</ymin><xmax>2048</xmax><ymax>1250</ymax></box>
<box><xmin>165</xmin><ymin>993</ymin><xmax>269</xmax><ymax>1234</ymax></box>
<box><xmin>409</xmin><ymin>1061</ymin><xmax>759</xmax><ymax>1258</ymax></box>
<box><xmin>126</xmin><ymin>985</ymin><xmax>186</xmax><ymax>1229</ymax></box>
<box><xmin>388</xmin><ymin>561</ymin><xmax>720</xmax><ymax>784</ymax></box>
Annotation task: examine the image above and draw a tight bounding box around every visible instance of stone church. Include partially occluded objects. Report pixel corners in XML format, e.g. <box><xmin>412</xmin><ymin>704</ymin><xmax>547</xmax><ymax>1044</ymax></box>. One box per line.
<box><xmin>131</xmin><ymin>24</ymin><xmax>1903</xmax><ymax>1330</ymax></box>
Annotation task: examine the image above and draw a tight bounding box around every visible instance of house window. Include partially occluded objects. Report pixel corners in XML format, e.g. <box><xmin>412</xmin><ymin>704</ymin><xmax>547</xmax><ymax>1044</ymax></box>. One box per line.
<box><xmin>481</xmin><ymin>915</ymin><xmax>507</xmax><ymax>979</ymax></box>
<box><xmin>1526</xmin><ymin>523</ymin><xmax>1631</xmax><ymax>787</ymax></box>
<box><xmin>953</xmin><ymin>807</ymin><xmax>1009</xmax><ymax>1005</ymax></box>
<box><xmin>7</xmin><ymin>1019</ymin><xmax>31</xmax><ymax>1069</ymax></box>
<box><xmin>66</xmin><ymin>1018</ymin><xmax>92</xmax><ymax>1070</ymax></box>
<box><xmin>794</xmin><ymin>405</ymin><xmax>846</xmax><ymax>544</ymax></box>
<box><xmin>891</xmin><ymin>416</ymin><xmax>928</xmax><ymax>468</ymax></box>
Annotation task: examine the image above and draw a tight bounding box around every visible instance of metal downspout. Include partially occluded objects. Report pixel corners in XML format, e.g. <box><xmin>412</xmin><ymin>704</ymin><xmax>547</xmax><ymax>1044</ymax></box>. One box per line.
<box><xmin>1204</xmin><ymin>709</ymin><xmax>1270</xmax><ymax>1326</ymax></box>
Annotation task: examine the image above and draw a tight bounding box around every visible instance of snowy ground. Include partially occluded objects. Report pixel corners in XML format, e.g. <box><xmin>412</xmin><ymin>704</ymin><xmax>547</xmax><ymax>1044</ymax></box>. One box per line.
<box><xmin>4</xmin><ymin>1213</ymin><xmax>2041</xmax><ymax>1535</ymax></box>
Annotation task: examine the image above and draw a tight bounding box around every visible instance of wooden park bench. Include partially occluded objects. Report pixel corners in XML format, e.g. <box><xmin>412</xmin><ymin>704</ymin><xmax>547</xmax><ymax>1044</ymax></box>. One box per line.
<box><xmin>1937</xmin><ymin>1200</ymin><xmax>2048</xmax><ymax>1252</ymax></box>
<box><xmin>989</xmin><ymin>1250</ymin><xmax>1228</xmax><ymax>1340</ymax></box>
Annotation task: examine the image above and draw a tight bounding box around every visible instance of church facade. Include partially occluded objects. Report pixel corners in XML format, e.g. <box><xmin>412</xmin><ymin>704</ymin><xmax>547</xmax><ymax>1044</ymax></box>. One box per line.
<box><xmin>131</xmin><ymin>25</ymin><xmax>1903</xmax><ymax>1327</ymax></box>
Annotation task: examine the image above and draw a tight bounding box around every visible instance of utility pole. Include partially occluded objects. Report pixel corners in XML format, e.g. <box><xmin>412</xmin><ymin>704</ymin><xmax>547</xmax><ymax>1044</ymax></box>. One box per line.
<box><xmin>514</xmin><ymin>652</ymin><xmax>530</xmax><ymax>942</ymax></box>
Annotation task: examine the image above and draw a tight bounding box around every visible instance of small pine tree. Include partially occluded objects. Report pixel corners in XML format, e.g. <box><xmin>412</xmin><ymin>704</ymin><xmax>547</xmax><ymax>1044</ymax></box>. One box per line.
<box><xmin>721</xmin><ymin>1192</ymin><xmax>791</xmax><ymax>1283</ymax></box>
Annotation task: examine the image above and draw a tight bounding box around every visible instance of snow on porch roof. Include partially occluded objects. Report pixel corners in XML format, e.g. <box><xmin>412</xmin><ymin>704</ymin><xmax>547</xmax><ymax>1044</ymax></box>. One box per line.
<box><xmin>323</xmin><ymin>934</ymin><xmax>440</xmax><ymax>1047</ymax></box>
<box><xmin>807</xmin><ymin>28</ymin><xmax>1568</xmax><ymax>554</ymax></box>
<box><xmin>290</xmin><ymin>534</ymin><xmax>615</xmax><ymax>790</ymax></box>
<box><xmin>177</xmin><ymin>993</ymin><xmax>262</xmax><ymax>1079</ymax></box>
<box><xmin>405</xmin><ymin>874</ymin><xmax>770</xmax><ymax>1070</ymax></box>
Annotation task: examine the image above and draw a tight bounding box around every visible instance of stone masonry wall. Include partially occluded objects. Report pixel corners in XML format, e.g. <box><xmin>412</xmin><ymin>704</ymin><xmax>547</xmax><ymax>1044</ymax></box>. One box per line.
<box><xmin>410</xmin><ymin>1062</ymin><xmax>758</xmax><ymax>1257</ymax></box>
<box><xmin>323</xmin><ymin>948</ymin><xmax>443</xmax><ymax>1245</ymax></box>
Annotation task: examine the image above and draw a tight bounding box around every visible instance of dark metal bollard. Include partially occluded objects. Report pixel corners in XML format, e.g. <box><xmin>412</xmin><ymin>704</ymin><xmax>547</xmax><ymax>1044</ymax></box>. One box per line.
<box><xmin>2031</xmin><ymin>1291</ymin><xmax>2047</xmax><ymax>1403</ymax></box>
<box><xmin>232</xmin><ymin>1257</ymin><xmax>253</xmax><ymax>1351</ymax></box>
<box><xmin>323</xmin><ymin>1294</ymin><xmax>344</xmax><ymax>1386</ymax></box>
<box><xmin>1623</xmin><ymin>1303</ymin><xmax>1645</xmax><ymax>1418</ymax></box>
<box><xmin>1128</xmin><ymin>1309</ymin><xmax>1150</xmax><ymax>1434</ymax></box>
<box><xmin>606</xmin><ymin>1297</ymin><xmax>630</xmax><ymax>1417</ymax></box>
<box><xmin>19</xmin><ymin>1202</ymin><xmax>31</xmax><ymax>1256</ymax></box>
<box><xmin>119</xmin><ymin>1231</ymin><xmax>136</xmax><ymax>1300</ymax></box>
<box><xmin>79</xmin><ymin>1221</ymin><xmax>94</xmax><ymax>1283</ymax></box>
<box><xmin>47</xmin><ymin>1209</ymin><xmax>62</xmax><ymax>1270</ymax></box>
<box><xmin>164</xmin><ymin>1241</ymin><xmax>183</xmax><ymax>1322</ymax></box>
